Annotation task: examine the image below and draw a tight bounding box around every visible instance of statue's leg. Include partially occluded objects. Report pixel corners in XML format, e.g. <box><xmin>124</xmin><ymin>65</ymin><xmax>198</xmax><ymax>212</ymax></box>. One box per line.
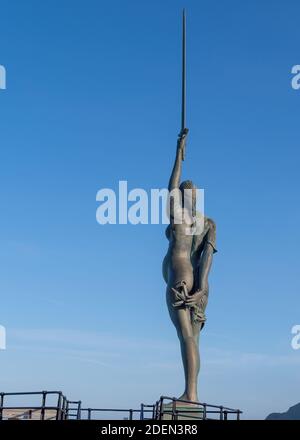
<box><xmin>192</xmin><ymin>320</ymin><xmax>203</xmax><ymax>397</ymax></box>
<box><xmin>166</xmin><ymin>287</ymin><xmax>200</xmax><ymax>402</ymax></box>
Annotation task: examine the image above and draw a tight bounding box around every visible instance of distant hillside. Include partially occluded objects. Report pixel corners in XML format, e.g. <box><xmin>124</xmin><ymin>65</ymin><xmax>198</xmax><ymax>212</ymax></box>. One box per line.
<box><xmin>266</xmin><ymin>403</ymin><xmax>300</xmax><ymax>420</ymax></box>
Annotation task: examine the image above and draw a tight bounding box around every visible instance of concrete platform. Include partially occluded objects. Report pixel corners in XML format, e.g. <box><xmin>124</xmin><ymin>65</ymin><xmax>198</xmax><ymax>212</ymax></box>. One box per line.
<box><xmin>2</xmin><ymin>409</ymin><xmax>58</xmax><ymax>420</ymax></box>
<box><xmin>161</xmin><ymin>403</ymin><xmax>204</xmax><ymax>420</ymax></box>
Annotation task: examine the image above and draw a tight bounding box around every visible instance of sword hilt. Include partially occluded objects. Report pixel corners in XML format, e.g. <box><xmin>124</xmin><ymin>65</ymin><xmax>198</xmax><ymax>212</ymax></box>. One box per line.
<box><xmin>178</xmin><ymin>127</ymin><xmax>189</xmax><ymax>161</ymax></box>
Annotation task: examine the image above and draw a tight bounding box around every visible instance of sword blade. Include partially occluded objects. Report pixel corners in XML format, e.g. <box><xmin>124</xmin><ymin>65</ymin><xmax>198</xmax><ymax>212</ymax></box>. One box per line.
<box><xmin>181</xmin><ymin>8</ymin><xmax>186</xmax><ymax>131</ymax></box>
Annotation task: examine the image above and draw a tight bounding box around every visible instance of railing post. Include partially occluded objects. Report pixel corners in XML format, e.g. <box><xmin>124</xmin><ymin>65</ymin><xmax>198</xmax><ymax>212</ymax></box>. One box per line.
<box><xmin>40</xmin><ymin>391</ymin><xmax>47</xmax><ymax>420</ymax></box>
<box><xmin>129</xmin><ymin>409</ymin><xmax>133</xmax><ymax>420</ymax></box>
<box><xmin>154</xmin><ymin>401</ymin><xmax>158</xmax><ymax>420</ymax></box>
<box><xmin>159</xmin><ymin>397</ymin><xmax>163</xmax><ymax>420</ymax></box>
<box><xmin>65</xmin><ymin>400</ymin><xmax>70</xmax><ymax>420</ymax></box>
<box><xmin>77</xmin><ymin>401</ymin><xmax>82</xmax><ymax>420</ymax></box>
<box><xmin>237</xmin><ymin>410</ymin><xmax>241</xmax><ymax>420</ymax></box>
<box><xmin>56</xmin><ymin>392</ymin><xmax>62</xmax><ymax>420</ymax></box>
<box><xmin>224</xmin><ymin>410</ymin><xmax>228</xmax><ymax>421</ymax></box>
<box><xmin>62</xmin><ymin>395</ymin><xmax>67</xmax><ymax>420</ymax></box>
<box><xmin>0</xmin><ymin>393</ymin><xmax>4</xmax><ymax>420</ymax></box>
<box><xmin>203</xmin><ymin>403</ymin><xmax>207</xmax><ymax>420</ymax></box>
<box><xmin>87</xmin><ymin>408</ymin><xmax>92</xmax><ymax>420</ymax></box>
<box><xmin>219</xmin><ymin>406</ymin><xmax>223</xmax><ymax>420</ymax></box>
<box><xmin>140</xmin><ymin>404</ymin><xmax>144</xmax><ymax>420</ymax></box>
<box><xmin>172</xmin><ymin>398</ymin><xmax>177</xmax><ymax>421</ymax></box>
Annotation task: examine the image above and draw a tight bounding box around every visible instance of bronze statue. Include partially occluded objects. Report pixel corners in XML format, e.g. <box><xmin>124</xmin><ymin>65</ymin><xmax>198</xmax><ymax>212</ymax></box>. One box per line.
<box><xmin>162</xmin><ymin>10</ymin><xmax>216</xmax><ymax>403</ymax></box>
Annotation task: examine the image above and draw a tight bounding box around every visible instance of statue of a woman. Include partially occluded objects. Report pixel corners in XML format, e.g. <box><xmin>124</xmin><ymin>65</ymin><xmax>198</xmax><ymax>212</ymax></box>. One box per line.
<box><xmin>162</xmin><ymin>129</ymin><xmax>217</xmax><ymax>402</ymax></box>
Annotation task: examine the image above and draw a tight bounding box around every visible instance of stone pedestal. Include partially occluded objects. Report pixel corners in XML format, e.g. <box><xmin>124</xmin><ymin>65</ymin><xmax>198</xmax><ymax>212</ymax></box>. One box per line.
<box><xmin>161</xmin><ymin>403</ymin><xmax>203</xmax><ymax>420</ymax></box>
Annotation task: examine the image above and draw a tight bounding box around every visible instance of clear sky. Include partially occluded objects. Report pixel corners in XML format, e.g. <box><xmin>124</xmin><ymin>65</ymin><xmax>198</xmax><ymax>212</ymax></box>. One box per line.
<box><xmin>0</xmin><ymin>0</ymin><xmax>299</xmax><ymax>419</ymax></box>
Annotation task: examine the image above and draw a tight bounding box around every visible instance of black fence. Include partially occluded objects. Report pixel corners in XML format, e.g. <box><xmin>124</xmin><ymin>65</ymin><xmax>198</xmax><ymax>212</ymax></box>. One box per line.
<box><xmin>0</xmin><ymin>391</ymin><xmax>69</xmax><ymax>420</ymax></box>
<box><xmin>0</xmin><ymin>391</ymin><xmax>242</xmax><ymax>420</ymax></box>
<box><xmin>79</xmin><ymin>406</ymin><xmax>156</xmax><ymax>420</ymax></box>
<box><xmin>156</xmin><ymin>396</ymin><xmax>242</xmax><ymax>420</ymax></box>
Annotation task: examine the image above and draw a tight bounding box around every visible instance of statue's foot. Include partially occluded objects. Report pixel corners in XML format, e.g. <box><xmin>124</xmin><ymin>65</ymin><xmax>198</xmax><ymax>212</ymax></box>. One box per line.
<box><xmin>177</xmin><ymin>393</ymin><xmax>199</xmax><ymax>404</ymax></box>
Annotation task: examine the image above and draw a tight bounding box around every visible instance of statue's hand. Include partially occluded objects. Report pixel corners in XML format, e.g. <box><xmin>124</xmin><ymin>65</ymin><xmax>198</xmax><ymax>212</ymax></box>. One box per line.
<box><xmin>177</xmin><ymin>128</ymin><xmax>189</xmax><ymax>160</ymax></box>
<box><xmin>178</xmin><ymin>127</ymin><xmax>189</xmax><ymax>139</ymax></box>
<box><xmin>184</xmin><ymin>289</ymin><xmax>208</xmax><ymax>308</ymax></box>
<box><xmin>171</xmin><ymin>284</ymin><xmax>188</xmax><ymax>308</ymax></box>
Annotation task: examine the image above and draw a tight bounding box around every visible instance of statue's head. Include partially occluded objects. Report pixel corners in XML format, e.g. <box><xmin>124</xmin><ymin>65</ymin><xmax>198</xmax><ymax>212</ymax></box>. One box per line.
<box><xmin>179</xmin><ymin>180</ymin><xmax>197</xmax><ymax>213</ymax></box>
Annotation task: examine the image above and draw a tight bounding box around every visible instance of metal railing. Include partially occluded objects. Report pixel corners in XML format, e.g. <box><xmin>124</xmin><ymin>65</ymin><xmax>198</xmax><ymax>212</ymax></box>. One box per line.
<box><xmin>0</xmin><ymin>391</ymin><xmax>69</xmax><ymax>420</ymax></box>
<box><xmin>0</xmin><ymin>391</ymin><xmax>242</xmax><ymax>421</ymax></box>
<box><xmin>79</xmin><ymin>406</ymin><xmax>155</xmax><ymax>420</ymax></box>
<box><xmin>66</xmin><ymin>400</ymin><xmax>82</xmax><ymax>419</ymax></box>
<box><xmin>156</xmin><ymin>396</ymin><xmax>242</xmax><ymax>420</ymax></box>
<box><xmin>0</xmin><ymin>392</ymin><xmax>155</xmax><ymax>421</ymax></box>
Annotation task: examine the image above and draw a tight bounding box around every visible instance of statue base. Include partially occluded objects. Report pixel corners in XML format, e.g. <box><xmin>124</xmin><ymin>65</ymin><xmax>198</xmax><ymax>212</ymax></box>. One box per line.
<box><xmin>161</xmin><ymin>402</ymin><xmax>203</xmax><ymax>420</ymax></box>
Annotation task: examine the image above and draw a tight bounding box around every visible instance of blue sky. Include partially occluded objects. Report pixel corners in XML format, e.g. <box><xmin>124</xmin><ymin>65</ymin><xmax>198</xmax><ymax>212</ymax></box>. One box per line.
<box><xmin>0</xmin><ymin>0</ymin><xmax>299</xmax><ymax>419</ymax></box>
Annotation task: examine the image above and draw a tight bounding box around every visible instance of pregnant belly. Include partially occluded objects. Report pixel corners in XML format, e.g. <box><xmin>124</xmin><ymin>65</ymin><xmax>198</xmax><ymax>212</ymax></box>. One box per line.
<box><xmin>168</xmin><ymin>255</ymin><xmax>194</xmax><ymax>293</ymax></box>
